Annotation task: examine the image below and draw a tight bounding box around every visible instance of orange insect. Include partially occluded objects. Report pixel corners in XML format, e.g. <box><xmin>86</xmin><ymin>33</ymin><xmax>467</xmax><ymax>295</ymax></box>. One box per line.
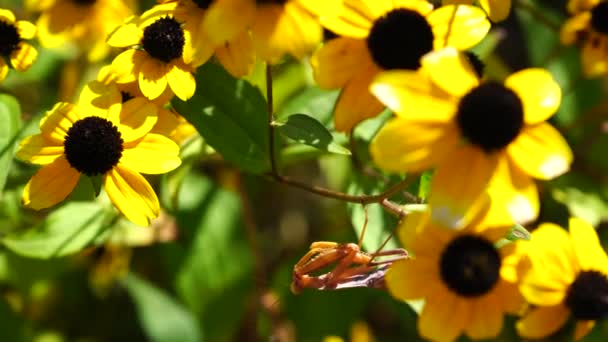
<box><xmin>290</xmin><ymin>241</ymin><xmax>408</xmax><ymax>294</ymax></box>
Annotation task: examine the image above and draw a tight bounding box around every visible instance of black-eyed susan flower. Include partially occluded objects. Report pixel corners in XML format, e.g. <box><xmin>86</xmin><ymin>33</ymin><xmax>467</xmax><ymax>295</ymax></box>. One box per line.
<box><xmin>108</xmin><ymin>3</ymin><xmax>196</xmax><ymax>101</ymax></box>
<box><xmin>311</xmin><ymin>0</ymin><xmax>491</xmax><ymax>132</ymax></box>
<box><xmin>0</xmin><ymin>9</ymin><xmax>37</xmax><ymax>82</ymax></box>
<box><xmin>29</xmin><ymin>0</ymin><xmax>134</xmax><ymax>62</ymax></box>
<box><xmin>516</xmin><ymin>218</ymin><xmax>608</xmax><ymax>340</ymax></box>
<box><xmin>443</xmin><ymin>0</ymin><xmax>511</xmax><ymax>22</ymax></box>
<box><xmin>15</xmin><ymin>100</ymin><xmax>181</xmax><ymax>227</ymax></box>
<box><xmin>78</xmin><ymin>65</ymin><xmax>196</xmax><ymax>144</ymax></box>
<box><xmin>561</xmin><ymin>0</ymin><xmax>608</xmax><ymax>77</ymax></box>
<box><xmin>370</xmin><ymin>48</ymin><xmax>572</xmax><ymax>229</ymax></box>
<box><xmin>154</xmin><ymin>0</ymin><xmax>255</xmax><ymax>77</ymax></box>
<box><xmin>386</xmin><ymin>207</ymin><xmax>523</xmax><ymax>341</ymax></box>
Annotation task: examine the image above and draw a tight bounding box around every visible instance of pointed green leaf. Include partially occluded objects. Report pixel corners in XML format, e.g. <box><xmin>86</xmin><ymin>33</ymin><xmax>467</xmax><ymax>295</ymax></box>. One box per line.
<box><xmin>0</xmin><ymin>94</ymin><xmax>22</xmax><ymax>192</ymax></box>
<box><xmin>276</xmin><ymin>114</ymin><xmax>350</xmax><ymax>155</ymax></box>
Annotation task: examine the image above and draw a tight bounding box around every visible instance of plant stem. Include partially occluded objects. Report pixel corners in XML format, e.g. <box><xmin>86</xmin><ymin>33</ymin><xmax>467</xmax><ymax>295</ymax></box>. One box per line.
<box><xmin>266</xmin><ymin>63</ymin><xmax>278</xmax><ymax>175</ymax></box>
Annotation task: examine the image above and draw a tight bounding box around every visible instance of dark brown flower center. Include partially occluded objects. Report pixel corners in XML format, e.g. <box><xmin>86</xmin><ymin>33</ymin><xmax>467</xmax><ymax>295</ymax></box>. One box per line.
<box><xmin>0</xmin><ymin>19</ymin><xmax>20</xmax><ymax>57</ymax></box>
<box><xmin>193</xmin><ymin>0</ymin><xmax>213</xmax><ymax>9</ymax></box>
<box><xmin>367</xmin><ymin>8</ymin><xmax>434</xmax><ymax>70</ymax></box>
<box><xmin>566</xmin><ymin>270</ymin><xmax>608</xmax><ymax>320</ymax></box>
<box><xmin>440</xmin><ymin>235</ymin><xmax>501</xmax><ymax>297</ymax></box>
<box><xmin>64</xmin><ymin>116</ymin><xmax>124</xmax><ymax>176</ymax></box>
<box><xmin>72</xmin><ymin>0</ymin><xmax>97</xmax><ymax>5</ymax></box>
<box><xmin>591</xmin><ymin>2</ymin><xmax>608</xmax><ymax>34</ymax></box>
<box><xmin>456</xmin><ymin>82</ymin><xmax>524</xmax><ymax>153</ymax></box>
<box><xmin>142</xmin><ymin>16</ymin><xmax>185</xmax><ymax>63</ymax></box>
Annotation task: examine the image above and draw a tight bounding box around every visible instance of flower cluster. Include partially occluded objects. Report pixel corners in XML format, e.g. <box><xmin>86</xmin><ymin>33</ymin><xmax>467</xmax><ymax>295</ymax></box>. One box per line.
<box><xmin>2</xmin><ymin>0</ymin><xmax>608</xmax><ymax>340</ymax></box>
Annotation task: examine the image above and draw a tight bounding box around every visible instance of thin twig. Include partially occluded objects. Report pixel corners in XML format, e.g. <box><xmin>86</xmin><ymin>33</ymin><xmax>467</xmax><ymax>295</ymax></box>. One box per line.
<box><xmin>266</xmin><ymin>64</ymin><xmax>278</xmax><ymax>175</ymax></box>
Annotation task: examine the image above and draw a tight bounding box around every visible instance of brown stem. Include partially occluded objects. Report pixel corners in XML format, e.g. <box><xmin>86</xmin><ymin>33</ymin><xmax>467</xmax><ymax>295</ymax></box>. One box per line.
<box><xmin>266</xmin><ymin>64</ymin><xmax>278</xmax><ymax>175</ymax></box>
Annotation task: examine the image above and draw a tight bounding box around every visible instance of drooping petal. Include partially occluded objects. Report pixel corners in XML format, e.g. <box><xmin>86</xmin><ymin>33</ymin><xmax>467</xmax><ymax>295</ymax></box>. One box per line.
<box><xmin>371</xmin><ymin>118</ymin><xmax>459</xmax><ymax>172</ymax></box>
<box><xmin>166</xmin><ymin>62</ymin><xmax>195</xmax><ymax>101</ymax></box>
<box><xmin>311</xmin><ymin>37</ymin><xmax>370</xmax><ymax>89</ymax></box>
<box><xmin>386</xmin><ymin>258</ymin><xmax>440</xmax><ymax>300</ymax></box>
<box><xmin>113</xmin><ymin>98</ymin><xmax>158</xmax><ymax>143</ymax></box>
<box><xmin>16</xmin><ymin>134</ymin><xmax>63</xmax><ymax>165</ymax></box>
<box><xmin>77</xmin><ymin>80</ymin><xmax>122</xmax><ymax>119</ymax></box>
<box><xmin>581</xmin><ymin>35</ymin><xmax>608</xmax><ymax>77</ymax></box>
<box><xmin>215</xmin><ymin>30</ymin><xmax>256</xmax><ymax>78</ymax></box>
<box><xmin>22</xmin><ymin>156</ymin><xmax>80</xmax><ymax>210</ymax></box>
<box><xmin>516</xmin><ymin>305</ymin><xmax>570</xmax><ymax>339</ymax></box>
<box><xmin>104</xmin><ymin>164</ymin><xmax>159</xmax><ymax>227</ymax></box>
<box><xmin>479</xmin><ymin>0</ymin><xmax>511</xmax><ymax>22</ymax></box>
<box><xmin>505</xmin><ymin>68</ymin><xmax>561</xmax><ymax>124</ymax></box>
<box><xmin>10</xmin><ymin>43</ymin><xmax>37</xmax><ymax>72</ymax></box>
<box><xmin>569</xmin><ymin>217</ymin><xmax>608</xmax><ymax>273</ymax></box>
<box><xmin>121</xmin><ymin>133</ymin><xmax>181</xmax><ymax>174</ymax></box>
<box><xmin>430</xmin><ymin>145</ymin><xmax>499</xmax><ymax>229</ymax></box>
<box><xmin>420</xmin><ymin>47</ymin><xmax>479</xmax><ymax>97</ymax></box>
<box><xmin>203</xmin><ymin>0</ymin><xmax>254</xmax><ymax>45</ymax></box>
<box><xmin>371</xmin><ymin>70</ymin><xmax>456</xmax><ymax>121</ymax></box>
<box><xmin>0</xmin><ymin>9</ymin><xmax>16</xmax><ymax>23</ymax></box>
<box><xmin>320</xmin><ymin>0</ymin><xmax>375</xmax><ymax>38</ymax></box>
<box><xmin>111</xmin><ymin>49</ymin><xmax>145</xmax><ymax>83</ymax></box>
<box><xmin>333</xmin><ymin>64</ymin><xmax>384</xmax><ymax>132</ymax></box>
<box><xmin>0</xmin><ymin>60</ymin><xmax>8</xmax><ymax>82</ymax></box>
<box><xmin>507</xmin><ymin>123</ymin><xmax>572</xmax><ymax>180</ymax></box>
<box><xmin>138</xmin><ymin>58</ymin><xmax>169</xmax><ymax>100</ymax></box>
<box><xmin>419</xmin><ymin>293</ymin><xmax>470</xmax><ymax>342</ymax></box>
<box><xmin>465</xmin><ymin>297</ymin><xmax>504</xmax><ymax>339</ymax></box>
<box><xmin>574</xmin><ymin>320</ymin><xmax>596</xmax><ymax>341</ymax></box>
<box><xmin>429</xmin><ymin>5</ymin><xmax>491</xmax><ymax>50</ymax></box>
<box><xmin>106</xmin><ymin>23</ymin><xmax>142</xmax><ymax>47</ymax></box>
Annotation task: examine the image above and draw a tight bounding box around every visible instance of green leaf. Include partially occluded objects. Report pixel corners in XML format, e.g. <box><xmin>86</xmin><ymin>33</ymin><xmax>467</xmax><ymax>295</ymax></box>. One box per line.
<box><xmin>172</xmin><ymin>62</ymin><xmax>270</xmax><ymax>173</ymax></box>
<box><xmin>0</xmin><ymin>94</ymin><xmax>22</xmax><ymax>192</ymax></box>
<box><xmin>122</xmin><ymin>273</ymin><xmax>203</xmax><ymax>342</ymax></box>
<box><xmin>2</xmin><ymin>202</ymin><xmax>110</xmax><ymax>258</ymax></box>
<box><xmin>276</xmin><ymin>87</ymin><xmax>339</xmax><ymax>125</ymax></box>
<box><xmin>276</xmin><ymin>114</ymin><xmax>350</xmax><ymax>155</ymax></box>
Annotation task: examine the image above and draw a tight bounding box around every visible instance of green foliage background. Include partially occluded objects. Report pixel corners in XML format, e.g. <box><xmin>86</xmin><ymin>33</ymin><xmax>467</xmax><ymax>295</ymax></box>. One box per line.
<box><xmin>1</xmin><ymin>0</ymin><xmax>608</xmax><ymax>341</ymax></box>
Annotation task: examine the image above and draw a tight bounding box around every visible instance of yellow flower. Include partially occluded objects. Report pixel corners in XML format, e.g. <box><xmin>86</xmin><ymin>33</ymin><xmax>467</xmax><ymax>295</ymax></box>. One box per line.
<box><xmin>78</xmin><ymin>65</ymin><xmax>197</xmax><ymax>144</ymax></box>
<box><xmin>311</xmin><ymin>0</ymin><xmax>491</xmax><ymax>132</ymax></box>
<box><xmin>107</xmin><ymin>3</ymin><xmax>196</xmax><ymax>101</ymax></box>
<box><xmin>0</xmin><ymin>9</ymin><xmax>37</xmax><ymax>82</ymax></box>
<box><xmin>370</xmin><ymin>48</ymin><xmax>573</xmax><ymax>229</ymax></box>
<box><xmin>30</xmin><ymin>0</ymin><xmax>134</xmax><ymax>62</ymax></box>
<box><xmin>15</xmin><ymin>100</ymin><xmax>181</xmax><ymax>226</ymax></box>
<box><xmin>516</xmin><ymin>218</ymin><xmax>608</xmax><ymax>340</ymax></box>
<box><xmin>386</xmin><ymin>208</ymin><xmax>523</xmax><ymax>341</ymax></box>
<box><xmin>443</xmin><ymin>0</ymin><xmax>511</xmax><ymax>22</ymax></box>
<box><xmin>561</xmin><ymin>0</ymin><xmax>608</xmax><ymax>77</ymax></box>
<box><xmin>153</xmin><ymin>0</ymin><xmax>255</xmax><ymax>77</ymax></box>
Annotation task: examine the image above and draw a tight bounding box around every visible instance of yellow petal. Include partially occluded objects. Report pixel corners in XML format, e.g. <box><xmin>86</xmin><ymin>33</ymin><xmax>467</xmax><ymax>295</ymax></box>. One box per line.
<box><xmin>430</xmin><ymin>145</ymin><xmax>499</xmax><ymax>229</ymax></box>
<box><xmin>138</xmin><ymin>58</ymin><xmax>169</xmax><ymax>100</ymax></box>
<box><xmin>203</xmin><ymin>0</ymin><xmax>254</xmax><ymax>44</ymax></box>
<box><xmin>429</xmin><ymin>5</ymin><xmax>491</xmax><ymax>50</ymax></box>
<box><xmin>333</xmin><ymin>64</ymin><xmax>384</xmax><ymax>132</ymax></box>
<box><xmin>507</xmin><ymin>123</ymin><xmax>572</xmax><ymax>180</ymax></box>
<box><xmin>574</xmin><ymin>320</ymin><xmax>595</xmax><ymax>341</ymax></box>
<box><xmin>371</xmin><ymin>118</ymin><xmax>458</xmax><ymax>172</ymax></box>
<box><xmin>104</xmin><ymin>164</ymin><xmax>159</xmax><ymax>227</ymax></box>
<box><xmin>371</xmin><ymin>69</ymin><xmax>455</xmax><ymax>121</ymax></box>
<box><xmin>465</xmin><ymin>297</ymin><xmax>504</xmax><ymax>339</ymax></box>
<box><xmin>115</xmin><ymin>98</ymin><xmax>158</xmax><ymax>143</ymax></box>
<box><xmin>505</xmin><ymin>68</ymin><xmax>561</xmax><ymax>124</ymax></box>
<box><xmin>121</xmin><ymin>133</ymin><xmax>181</xmax><ymax>174</ymax></box>
<box><xmin>386</xmin><ymin>258</ymin><xmax>440</xmax><ymax>300</ymax></box>
<box><xmin>166</xmin><ymin>62</ymin><xmax>195</xmax><ymax>101</ymax></box>
<box><xmin>320</xmin><ymin>0</ymin><xmax>375</xmax><ymax>38</ymax></box>
<box><xmin>560</xmin><ymin>13</ymin><xmax>590</xmax><ymax>45</ymax></box>
<box><xmin>106</xmin><ymin>23</ymin><xmax>143</xmax><ymax>47</ymax></box>
<box><xmin>419</xmin><ymin>293</ymin><xmax>470</xmax><ymax>341</ymax></box>
<box><xmin>111</xmin><ymin>49</ymin><xmax>143</xmax><ymax>83</ymax></box>
<box><xmin>0</xmin><ymin>61</ymin><xmax>8</xmax><ymax>82</ymax></box>
<box><xmin>516</xmin><ymin>305</ymin><xmax>569</xmax><ymax>339</ymax></box>
<box><xmin>22</xmin><ymin>156</ymin><xmax>80</xmax><ymax>210</ymax></box>
<box><xmin>16</xmin><ymin>20</ymin><xmax>36</xmax><ymax>40</ymax></box>
<box><xmin>581</xmin><ymin>35</ymin><xmax>608</xmax><ymax>77</ymax></box>
<box><xmin>0</xmin><ymin>9</ymin><xmax>16</xmax><ymax>23</ymax></box>
<box><xmin>77</xmin><ymin>80</ymin><xmax>122</xmax><ymax>119</ymax></box>
<box><xmin>311</xmin><ymin>37</ymin><xmax>370</xmax><ymax>89</ymax></box>
<box><xmin>39</xmin><ymin>102</ymin><xmax>79</xmax><ymax>143</ymax></box>
<box><xmin>215</xmin><ymin>30</ymin><xmax>256</xmax><ymax>78</ymax></box>
<box><xmin>421</xmin><ymin>47</ymin><xmax>479</xmax><ymax>97</ymax></box>
<box><xmin>569</xmin><ymin>217</ymin><xmax>608</xmax><ymax>273</ymax></box>
<box><xmin>10</xmin><ymin>43</ymin><xmax>37</xmax><ymax>72</ymax></box>
<box><xmin>479</xmin><ymin>0</ymin><xmax>511</xmax><ymax>22</ymax></box>
<box><xmin>16</xmin><ymin>134</ymin><xmax>64</xmax><ymax>165</ymax></box>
